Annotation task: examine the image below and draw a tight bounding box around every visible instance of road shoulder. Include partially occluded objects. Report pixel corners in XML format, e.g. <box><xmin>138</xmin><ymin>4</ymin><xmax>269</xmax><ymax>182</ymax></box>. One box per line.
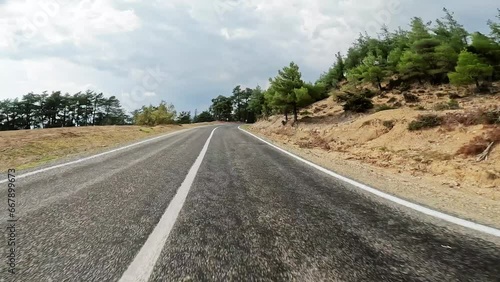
<box><xmin>243</xmin><ymin>125</ymin><xmax>500</xmax><ymax>230</ymax></box>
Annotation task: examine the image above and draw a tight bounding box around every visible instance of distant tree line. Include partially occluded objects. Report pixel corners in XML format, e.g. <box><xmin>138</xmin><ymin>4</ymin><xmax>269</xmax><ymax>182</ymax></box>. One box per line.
<box><xmin>0</xmin><ymin>92</ymin><xmax>208</xmax><ymax>131</ymax></box>
<box><xmin>0</xmin><ymin>91</ymin><xmax>128</xmax><ymax>131</ymax></box>
<box><xmin>206</xmin><ymin>8</ymin><xmax>500</xmax><ymax>123</ymax></box>
<box><xmin>131</xmin><ymin>103</ymin><xmax>215</xmax><ymax>126</ymax></box>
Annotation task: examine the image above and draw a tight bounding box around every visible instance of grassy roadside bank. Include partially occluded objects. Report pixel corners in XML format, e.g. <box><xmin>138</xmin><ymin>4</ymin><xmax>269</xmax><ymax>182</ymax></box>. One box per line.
<box><xmin>0</xmin><ymin>123</ymin><xmax>217</xmax><ymax>172</ymax></box>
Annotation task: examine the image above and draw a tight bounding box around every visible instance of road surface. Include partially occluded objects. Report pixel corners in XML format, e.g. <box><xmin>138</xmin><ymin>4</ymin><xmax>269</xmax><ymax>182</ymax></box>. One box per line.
<box><xmin>1</xmin><ymin>125</ymin><xmax>500</xmax><ymax>281</ymax></box>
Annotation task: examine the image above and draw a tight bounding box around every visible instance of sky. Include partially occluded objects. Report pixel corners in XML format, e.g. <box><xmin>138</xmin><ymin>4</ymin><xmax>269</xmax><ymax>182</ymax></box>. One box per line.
<box><xmin>0</xmin><ymin>0</ymin><xmax>498</xmax><ymax>113</ymax></box>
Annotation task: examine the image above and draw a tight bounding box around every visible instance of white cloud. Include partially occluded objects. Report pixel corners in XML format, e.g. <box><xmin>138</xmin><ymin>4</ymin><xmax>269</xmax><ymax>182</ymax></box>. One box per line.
<box><xmin>144</xmin><ymin>92</ymin><xmax>157</xmax><ymax>97</ymax></box>
<box><xmin>220</xmin><ymin>27</ymin><xmax>256</xmax><ymax>40</ymax></box>
<box><xmin>0</xmin><ymin>57</ymin><xmax>118</xmax><ymax>98</ymax></box>
<box><xmin>0</xmin><ymin>0</ymin><xmax>140</xmax><ymax>50</ymax></box>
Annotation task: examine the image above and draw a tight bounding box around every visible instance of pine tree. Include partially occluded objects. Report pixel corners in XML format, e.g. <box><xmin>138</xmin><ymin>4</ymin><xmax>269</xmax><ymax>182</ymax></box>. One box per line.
<box><xmin>269</xmin><ymin>62</ymin><xmax>305</xmax><ymax>122</ymax></box>
<box><xmin>448</xmin><ymin>51</ymin><xmax>494</xmax><ymax>89</ymax></box>
<box><xmin>347</xmin><ymin>54</ymin><xmax>387</xmax><ymax>90</ymax></box>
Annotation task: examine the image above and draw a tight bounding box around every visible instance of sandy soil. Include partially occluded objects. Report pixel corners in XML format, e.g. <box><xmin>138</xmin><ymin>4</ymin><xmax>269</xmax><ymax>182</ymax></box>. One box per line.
<box><xmin>249</xmin><ymin>84</ymin><xmax>500</xmax><ymax>228</ymax></box>
<box><xmin>0</xmin><ymin>123</ymin><xmax>217</xmax><ymax>172</ymax></box>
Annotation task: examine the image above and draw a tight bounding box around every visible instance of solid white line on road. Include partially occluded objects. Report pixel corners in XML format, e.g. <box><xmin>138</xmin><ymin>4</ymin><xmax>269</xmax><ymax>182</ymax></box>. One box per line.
<box><xmin>119</xmin><ymin>127</ymin><xmax>218</xmax><ymax>282</ymax></box>
<box><xmin>238</xmin><ymin>126</ymin><xmax>500</xmax><ymax>238</ymax></box>
<box><xmin>0</xmin><ymin>126</ymin><xmax>213</xmax><ymax>184</ymax></box>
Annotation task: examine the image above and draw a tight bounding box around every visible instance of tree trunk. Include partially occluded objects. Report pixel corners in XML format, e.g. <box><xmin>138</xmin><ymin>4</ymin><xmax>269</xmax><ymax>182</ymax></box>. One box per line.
<box><xmin>293</xmin><ymin>104</ymin><xmax>298</xmax><ymax>122</ymax></box>
<box><xmin>284</xmin><ymin>110</ymin><xmax>288</xmax><ymax>122</ymax></box>
<box><xmin>377</xmin><ymin>77</ymin><xmax>382</xmax><ymax>91</ymax></box>
<box><xmin>475</xmin><ymin>78</ymin><xmax>480</xmax><ymax>90</ymax></box>
<box><xmin>62</xmin><ymin>108</ymin><xmax>67</xmax><ymax>127</ymax></box>
<box><xmin>93</xmin><ymin>98</ymin><xmax>97</xmax><ymax>126</ymax></box>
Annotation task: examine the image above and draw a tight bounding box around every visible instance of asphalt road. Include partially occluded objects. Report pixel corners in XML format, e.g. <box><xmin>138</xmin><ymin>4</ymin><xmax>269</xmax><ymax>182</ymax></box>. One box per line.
<box><xmin>1</xmin><ymin>125</ymin><xmax>500</xmax><ymax>281</ymax></box>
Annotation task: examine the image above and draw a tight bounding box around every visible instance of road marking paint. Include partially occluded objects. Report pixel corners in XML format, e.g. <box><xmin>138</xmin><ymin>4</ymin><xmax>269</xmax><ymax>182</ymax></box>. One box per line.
<box><xmin>238</xmin><ymin>126</ymin><xmax>500</xmax><ymax>238</ymax></box>
<box><xmin>119</xmin><ymin>127</ymin><xmax>218</xmax><ymax>282</ymax></box>
<box><xmin>0</xmin><ymin>126</ymin><xmax>214</xmax><ymax>184</ymax></box>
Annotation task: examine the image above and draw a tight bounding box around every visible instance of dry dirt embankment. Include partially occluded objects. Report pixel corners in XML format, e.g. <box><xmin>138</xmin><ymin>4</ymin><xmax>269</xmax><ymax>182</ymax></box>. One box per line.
<box><xmin>0</xmin><ymin>123</ymin><xmax>217</xmax><ymax>172</ymax></box>
<box><xmin>249</xmin><ymin>84</ymin><xmax>500</xmax><ymax>228</ymax></box>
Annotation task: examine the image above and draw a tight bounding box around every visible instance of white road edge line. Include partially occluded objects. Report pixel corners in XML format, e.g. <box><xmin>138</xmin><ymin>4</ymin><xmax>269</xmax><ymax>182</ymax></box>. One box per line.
<box><xmin>0</xmin><ymin>125</ymin><xmax>212</xmax><ymax>184</ymax></box>
<box><xmin>119</xmin><ymin>127</ymin><xmax>218</xmax><ymax>282</ymax></box>
<box><xmin>238</xmin><ymin>126</ymin><xmax>500</xmax><ymax>238</ymax></box>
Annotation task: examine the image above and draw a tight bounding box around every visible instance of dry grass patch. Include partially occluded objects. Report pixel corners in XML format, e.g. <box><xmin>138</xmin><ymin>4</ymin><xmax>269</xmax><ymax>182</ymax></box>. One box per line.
<box><xmin>0</xmin><ymin>123</ymin><xmax>215</xmax><ymax>172</ymax></box>
<box><xmin>273</xmin><ymin>126</ymin><xmax>295</xmax><ymax>137</ymax></box>
<box><xmin>457</xmin><ymin>127</ymin><xmax>500</xmax><ymax>157</ymax></box>
<box><xmin>295</xmin><ymin>130</ymin><xmax>331</xmax><ymax>151</ymax></box>
<box><xmin>443</xmin><ymin>108</ymin><xmax>500</xmax><ymax>127</ymax></box>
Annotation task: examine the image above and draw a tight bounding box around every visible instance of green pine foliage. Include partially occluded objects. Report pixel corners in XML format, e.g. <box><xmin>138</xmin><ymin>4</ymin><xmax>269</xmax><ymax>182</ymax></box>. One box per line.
<box><xmin>193</xmin><ymin>111</ymin><xmax>214</xmax><ymax>123</ymax></box>
<box><xmin>448</xmin><ymin>51</ymin><xmax>494</xmax><ymax>89</ymax></box>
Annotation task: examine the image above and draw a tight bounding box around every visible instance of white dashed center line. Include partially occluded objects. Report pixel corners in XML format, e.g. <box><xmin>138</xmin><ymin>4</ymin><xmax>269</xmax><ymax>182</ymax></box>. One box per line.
<box><xmin>119</xmin><ymin>127</ymin><xmax>218</xmax><ymax>282</ymax></box>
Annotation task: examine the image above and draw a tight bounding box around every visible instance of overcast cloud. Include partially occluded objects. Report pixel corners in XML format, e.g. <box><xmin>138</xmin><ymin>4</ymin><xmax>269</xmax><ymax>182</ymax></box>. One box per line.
<box><xmin>0</xmin><ymin>0</ymin><xmax>497</xmax><ymax>112</ymax></box>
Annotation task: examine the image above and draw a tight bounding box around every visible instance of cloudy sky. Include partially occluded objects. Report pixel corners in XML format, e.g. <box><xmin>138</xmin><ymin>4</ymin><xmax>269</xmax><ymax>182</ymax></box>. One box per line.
<box><xmin>0</xmin><ymin>0</ymin><xmax>497</xmax><ymax>113</ymax></box>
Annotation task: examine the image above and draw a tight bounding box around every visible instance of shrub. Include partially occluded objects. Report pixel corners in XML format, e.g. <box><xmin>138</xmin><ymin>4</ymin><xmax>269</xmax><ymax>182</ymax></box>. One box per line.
<box><xmin>476</xmin><ymin>83</ymin><xmax>492</xmax><ymax>94</ymax></box>
<box><xmin>343</xmin><ymin>95</ymin><xmax>374</xmax><ymax>113</ymax></box>
<box><xmin>383</xmin><ymin>120</ymin><xmax>395</xmax><ymax>130</ymax></box>
<box><xmin>403</xmin><ymin>92</ymin><xmax>419</xmax><ymax>103</ymax></box>
<box><xmin>399</xmin><ymin>82</ymin><xmax>411</xmax><ymax>92</ymax></box>
<box><xmin>482</xmin><ymin>110</ymin><xmax>500</xmax><ymax>124</ymax></box>
<box><xmin>457</xmin><ymin>137</ymin><xmax>490</xmax><ymax>156</ymax></box>
<box><xmin>434</xmin><ymin>99</ymin><xmax>460</xmax><ymax>111</ymax></box>
<box><xmin>443</xmin><ymin>109</ymin><xmax>500</xmax><ymax>126</ymax></box>
<box><xmin>362</xmin><ymin>120</ymin><xmax>372</xmax><ymax>127</ymax></box>
<box><xmin>301</xmin><ymin>110</ymin><xmax>311</xmax><ymax>115</ymax></box>
<box><xmin>375</xmin><ymin>104</ymin><xmax>394</xmax><ymax>112</ymax></box>
<box><xmin>335</xmin><ymin>88</ymin><xmax>378</xmax><ymax>104</ymax></box>
<box><xmin>457</xmin><ymin>128</ymin><xmax>500</xmax><ymax>156</ymax></box>
<box><xmin>434</xmin><ymin>103</ymin><xmax>448</xmax><ymax>111</ymax></box>
<box><xmin>387</xmin><ymin>97</ymin><xmax>398</xmax><ymax>103</ymax></box>
<box><xmin>361</xmin><ymin>88</ymin><xmax>377</xmax><ymax>99</ymax></box>
<box><xmin>448</xmin><ymin>99</ymin><xmax>460</xmax><ymax>109</ymax></box>
<box><xmin>334</xmin><ymin>92</ymin><xmax>350</xmax><ymax>103</ymax></box>
<box><xmin>408</xmin><ymin>114</ymin><xmax>443</xmax><ymax>131</ymax></box>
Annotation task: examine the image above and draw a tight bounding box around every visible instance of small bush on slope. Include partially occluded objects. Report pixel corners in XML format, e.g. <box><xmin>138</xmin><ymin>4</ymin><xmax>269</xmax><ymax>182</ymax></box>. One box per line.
<box><xmin>343</xmin><ymin>95</ymin><xmax>374</xmax><ymax>113</ymax></box>
<box><xmin>375</xmin><ymin>104</ymin><xmax>395</xmax><ymax>112</ymax></box>
<box><xmin>457</xmin><ymin>128</ymin><xmax>500</xmax><ymax>156</ymax></box>
<box><xmin>408</xmin><ymin>114</ymin><xmax>443</xmax><ymax>131</ymax></box>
